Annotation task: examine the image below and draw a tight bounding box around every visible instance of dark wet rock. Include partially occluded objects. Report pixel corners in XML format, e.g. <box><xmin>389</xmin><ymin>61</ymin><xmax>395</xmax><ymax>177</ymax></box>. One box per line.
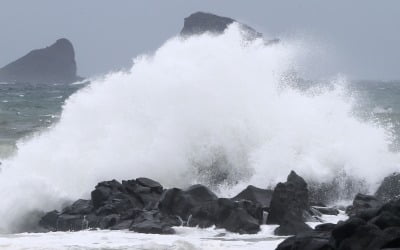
<box><xmin>38</xmin><ymin>210</ymin><xmax>59</xmax><ymax>231</ymax></box>
<box><xmin>130</xmin><ymin>220</ymin><xmax>175</xmax><ymax>234</ymax></box>
<box><xmin>219</xmin><ymin>206</ymin><xmax>260</xmax><ymax>234</ymax></box>
<box><xmin>276</xmin><ymin>230</ymin><xmax>332</xmax><ymax>250</ymax></box>
<box><xmin>267</xmin><ymin>171</ymin><xmax>311</xmax><ymax>235</ymax></box>
<box><xmin>275</xmin><ymin>195</ymin><xmax>400</xmax><ymax>250</ymax></box>
<box><xmin>232</xmin><ymin>185</ymin><xmax>273</xmax><ymax>208</ymax></box>
<box><xmin>38</xmin><ymin>174</ymin><xmax>321</xmax><ymax>235</ymax></box>
<box><xmin>234</xmin><ymin>200</ymin><xmax>264</xmax><ymax>223</ymax></box>
<box><xmin>335</xmin><ymin>223</ymin><xmax>382</xmax><ymax>250</ymax></box>
<box><xmin>40</xmin><ymin>177</ymin><xmax>165</xmax><ymax>232</ymax></box>
<box><xmin>309</xmin><ymin>207</ymin><xmax>323</xmax><ymax>218</ymax></box>
<box><xmin>310</xmin><ymin>201</ymin><xmax>327</xmax><ymax>207</ymax></box>
<box><xmin>369</xmin><ymin>211</ymin><xmax>400</xmax><ymax>230</ymax></box>
<box><xmin>159</xmin><ymin>188</ymin><xmax>262</xmax><ymax>234</ymax></box>
<box><xmin>314</xmin><ymin>223</ymin><xmax>336</xmax><ymax>232</ymax></box>
<box><xmin>158</xmin><ymin>184</ymin><xmax>217</xmax><ymax>220</ymax></box>
<box><xmin>331</xmin><ymin>217</ymin><xmax>367</xmax><ymax>246</ymax></box>
<box><xmin>346</xmin><ymin>193</ymin><xmax>382</xmax><ymax>217</ymax></box>
<box><xmin>214</xmin><ymin>198</ymin><xmax>261</xmax><ymax>234</ymax></box>
<box><xmin>0</xmin><ymin>38</ymin><xmax>82</xmax><ymax>84</ymax></box>
<box><xmin>375</xmin><ymin>227</ymin><xmax>400</xmax><ymax>249</ymax></box>
<box><xmin>312</xmin><ymin>206</ymin><xmax>340</xmax><ymax>216</ymax></box>
<box><xmin>98</xmin><ymin>214</ymin><xmax>120</xmax><ymax>229</ymax></box>
<box><xmin>55</xmin><ymin>214</ymin><xmax>89</xmax><ymax>231</ymax></box>
<box><xmin>91</xmin><ymin>180</ymin><xmax>123</xmax><ymax>208</ymax></box>
<box><xmin>375</xmin><ymin>172</ymin><xmax>400</xmax><ymax>202</ymax></box>
<box><xmin>136</xmin><ymin>177</ymin><xmax>163</xmax><ymax>193</ymax></box>
<box><xmin>186</xmin><ymin>184</ymin><xmax>218</xmax><ymax>202</ymax></box>
<box><xmin>277</xmin><ymin>222</ymin><xmax>400</xmax><ymax>250</ymax></box>
<box><xmin>62</xmin><ymin>199</ymin><xmax>93</xmax><ymax>215</ymax></box>
<box><xmin>274</xmin><ymin>219</ymin><xmax>312</xmax><ymax>236</ymax></box>
<box><xmin>110</xmin><ymin>219</ymin><xmax>133</xmax><ymax>230</ymax></box>
<box><xmin>129</xmin><ymin>209</ymin><xmax>177</xmax><ymax>234</ymax></box>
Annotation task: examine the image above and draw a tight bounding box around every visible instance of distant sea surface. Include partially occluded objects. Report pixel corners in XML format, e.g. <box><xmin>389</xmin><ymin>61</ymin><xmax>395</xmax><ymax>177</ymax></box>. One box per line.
<box><xmin>1</xmin><ymin>80</ymin><xmax>400</xmax><ymax>159</ymax></box>
<box><xmin>0</xmin><ymin>82</ymin><xmax>84</xmax><ymax>158</ymax></box>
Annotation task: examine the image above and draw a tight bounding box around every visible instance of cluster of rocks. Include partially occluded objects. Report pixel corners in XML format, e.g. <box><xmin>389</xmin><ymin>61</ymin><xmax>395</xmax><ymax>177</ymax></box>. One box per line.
<box><xmin>277</xmin><ymin>172</ymin><xmax>400</xmax><ymax>250</ymax></box>
<box><xmin>39</xmin><ymin>171</ymin><xmax>319</xmax><ymax>235</ymax></box>
<box><xmin>39</xmin><ymin>170</ymin><xmax>400</xmax><ymax>249</ymax></box>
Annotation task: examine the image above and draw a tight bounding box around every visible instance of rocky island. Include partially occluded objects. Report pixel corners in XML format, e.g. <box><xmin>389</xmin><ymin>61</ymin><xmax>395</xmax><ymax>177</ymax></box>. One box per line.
<box><xmin>0</xmin><ymin>38</ymin><xmax>82</xmax><ymax>84</ymax></box>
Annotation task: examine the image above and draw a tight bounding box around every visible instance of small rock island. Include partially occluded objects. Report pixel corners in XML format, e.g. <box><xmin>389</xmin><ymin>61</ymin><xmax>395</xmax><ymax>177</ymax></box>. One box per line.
<box><xmin>0</xmin><ymin>38</ymin><xmax>82</xmax><ymax>84</ymax></box>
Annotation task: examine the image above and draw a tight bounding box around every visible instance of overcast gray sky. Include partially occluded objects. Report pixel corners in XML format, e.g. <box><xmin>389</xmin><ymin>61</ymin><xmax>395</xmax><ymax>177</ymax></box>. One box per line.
<box><xmin>0</xmin><ymin>0</ymin><xmax>399</xmax><ymax>80</ymax></box>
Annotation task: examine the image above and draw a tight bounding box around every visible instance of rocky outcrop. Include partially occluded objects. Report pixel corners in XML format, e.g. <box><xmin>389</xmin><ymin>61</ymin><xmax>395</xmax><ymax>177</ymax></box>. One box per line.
<box><xmin>181</xmin><ymin>12</ymin><xmax>237</xmax><ymax>36</ymax></box>
<box><xmin>0</xmin><ymin>38</ymin><xmax>82</xmax><ymax>84</ymax></box>
<box><xmin>375</xmin><ymin>172</ymin><xmax>400</xmax><ymax>202</ymax></box>
<box><xmin>180</xmin><ymin>12</ymin><xmax>279</xmax><ymax>44</ymax></box>
<box><xmin>39</xmin><ymin>177</ymin><xmax>266</xmax><ymax>234</ymax></box>
<box><xmin>346</xmin><ymin>193</ymin><xmax>382</xmax><ymax>217</ymax></box>
<box><xmin>276</xmin><ymin>194</ymin><xmax>400</xmax><ymax>250</ymax></box>
<box><xmin>231</xmin><ymin>185</ymin><xmax>273</xmax><ymax>208</ymax></box>
<box><xmin>158</xmin><ymin>185</ymin><xmax>263</xmax><ymax>234</ymax></box>
<box><xmin>267</xmin><ymin>171</ymin><xmax>312</xmax><ymax>235</ymax></box>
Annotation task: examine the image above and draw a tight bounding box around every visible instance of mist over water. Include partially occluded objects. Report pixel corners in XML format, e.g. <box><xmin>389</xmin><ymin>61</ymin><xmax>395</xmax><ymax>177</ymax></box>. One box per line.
<box><xmin>0</xmin><ymin>24</ymin><xmax>399</xmax><ymax>232</ymax></box>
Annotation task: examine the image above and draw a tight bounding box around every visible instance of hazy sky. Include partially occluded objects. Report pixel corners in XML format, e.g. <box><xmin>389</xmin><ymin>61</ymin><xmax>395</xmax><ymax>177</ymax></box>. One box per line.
<box><xmin>0</xmin><ymin>0</ymin><xmax>399</xmax><ymax>80</ymax></box>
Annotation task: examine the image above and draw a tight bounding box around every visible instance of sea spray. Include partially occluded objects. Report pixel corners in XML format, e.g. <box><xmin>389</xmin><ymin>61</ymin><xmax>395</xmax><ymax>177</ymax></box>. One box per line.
<box><xmin>0</xmin><ymin>24</ymin><xmax>399</xmax><ymax>232</ymax></box>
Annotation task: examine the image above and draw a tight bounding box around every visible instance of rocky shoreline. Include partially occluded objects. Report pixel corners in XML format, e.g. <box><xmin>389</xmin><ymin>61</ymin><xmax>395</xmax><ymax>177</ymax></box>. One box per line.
<box><xmin>37</xmin><ymin>171</ymin><xmax>400</xmax><ymax>250</ymax></box>
<box><xmin>277</xmin><ymin>174</ymin><xmax>400</xmax><ymax>250</ymax></box>
<box><xmin>39</xmin><ymin>171</ymin><xmax>318</xmax><ymax>235</ymax></box>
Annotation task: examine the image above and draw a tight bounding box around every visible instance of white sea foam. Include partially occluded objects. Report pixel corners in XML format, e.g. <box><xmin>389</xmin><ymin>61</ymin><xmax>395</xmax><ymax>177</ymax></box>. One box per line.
<box><xmin>0</xmin><ymin>24</ymin><xmax>399</xmax><ymax>232</ymax></box>
<box><xmin>0</xmin><ymin>212</ymin><xmax>348</xmax><ymax>250</ymax></box>
<box><xmin>0</xmin><ymin>226</ymin><xmax>284</xmax><ymax>250</ymax></box>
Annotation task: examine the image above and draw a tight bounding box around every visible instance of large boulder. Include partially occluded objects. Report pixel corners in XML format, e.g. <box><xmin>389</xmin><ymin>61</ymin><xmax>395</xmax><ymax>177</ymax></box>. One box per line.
<box><xmin>159</xmin><ymin>186</ymin><xmax>262</xmax><ymax>234</ymax></box>
<box><xmin>129</xmin><ymin>210</ymin><xmax>178</xmax><ymax>235</ymax></box>
<box><xmin>375</xmin><ymin>172</ymin><xmax>400</xmax><ymax>202</ymax></box>
<box><xmin>276</xmin><ymin>198</ymin><xmax>400</xmax><ymax>250</ymax></box>
<box><xmin>232</xmin><ymin>185</ymin><xmax>273</xmax><ymax>208</ymax></box>
<box><xmin>267</xmin><ymin>171</ymin><xmax>311</xmax><ymax>235</ymax></box>
<box><xmin>0</xmin><ymin>38</ymin><xmax>82</xmax><ymax>84</ymax></box>
<box><xmin>158</xmin><ymin>184</ymin><xmax>218</xmax><ymax>220</ymax></box>
<box><xmin>130</xmin><ymin>220</ymin><xmax>175</xmax><ymax>234</ymax></box>
<box><xmin>40</xmin><ymin>177</ymin><xmax>165</xmax><ymax>232</ymax></box>
<box><xmin>311</xmin><ymin>206</ymin><xmax>340</xmax><ymax>216</ymax></box>
<box><xmin>274</xmin><ymin>219</ymin><xmax>313</xmax><ymax>236</ymax></box>
<box><xmin>276</xmin><ymin>230</ymin><xmax>332</xmax><ymax>250</ymax></box>
<box><xmin>346</xmin><ymin>193</ymin><xmax>382</xmax><ymax>217</ymax></box>
<box><xmin>217</xmin><ymin>204</ymin><xmax>260</xmax><ymax>234</ymax></box>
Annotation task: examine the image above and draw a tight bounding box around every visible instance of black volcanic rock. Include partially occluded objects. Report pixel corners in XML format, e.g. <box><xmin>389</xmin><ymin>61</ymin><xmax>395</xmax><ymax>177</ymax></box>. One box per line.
<box><xmin>232</xmin><ymin>185</ymin><xmax>273</xmax><ymax>208</ymax></box>
<box><xmin>267</xmin><ymin>170</ymin><xmax>310</xmax><ymax>224</ymax></box>
<box><xmin>39</xmin><ymin>178</ymin><xmax>264</xmax><ymax>234</ymax></box>
<box><xmin>180</xmin><ymin>11</ymin><xmax>262</xmax><ymax>39</ymax></box>
<box><xmin>267</xmin><ymin>171</ymin><xmax>312</xmax><ymax>235</ymax></box>
<box><xmin>0</xmin><ymin>38</ymin><xmax>82</xmax><ymax>84</ymax></box>
<box><xmin>376</xmin><ymin>172</ymin><xmax>400</xmax><ymax>202</ymax></box>
<box><xmin>346</xmin><ymin>193</ymin><xmax>382</xmax><ymax>218</ymax></box>
<box><xmin>276</xmin><ymin>196</ymin><xmax>400</xmax><ymax>250</ymax></box>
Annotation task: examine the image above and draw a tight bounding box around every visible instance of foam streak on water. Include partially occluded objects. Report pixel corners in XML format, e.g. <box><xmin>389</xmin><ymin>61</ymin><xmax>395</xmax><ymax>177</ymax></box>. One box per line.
<box><xmin>0</xmin><ymin>226</ymin><xmax>284</xmax><ymax>250</ymax></box>
<box><xmin>0</xmin><ymin>24</ymin><xmax>399</xmax><ymax>232</ymax></box>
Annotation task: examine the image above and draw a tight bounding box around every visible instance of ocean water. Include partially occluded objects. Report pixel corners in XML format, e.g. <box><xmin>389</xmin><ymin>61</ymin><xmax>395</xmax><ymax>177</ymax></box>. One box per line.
<box><xmin>0</xmin><ymin>24</ymin><xmax>399</xmax><ymax>248</ymax></box>
<box><xmin>0</xmin><ymin>82</ymin><xmax>85</xmax><ymax>158</ymax></box>
<box><xmin>0</xmin><ymin>213</ymin><xmax>347</xmax><ymax>250</ymax></box>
